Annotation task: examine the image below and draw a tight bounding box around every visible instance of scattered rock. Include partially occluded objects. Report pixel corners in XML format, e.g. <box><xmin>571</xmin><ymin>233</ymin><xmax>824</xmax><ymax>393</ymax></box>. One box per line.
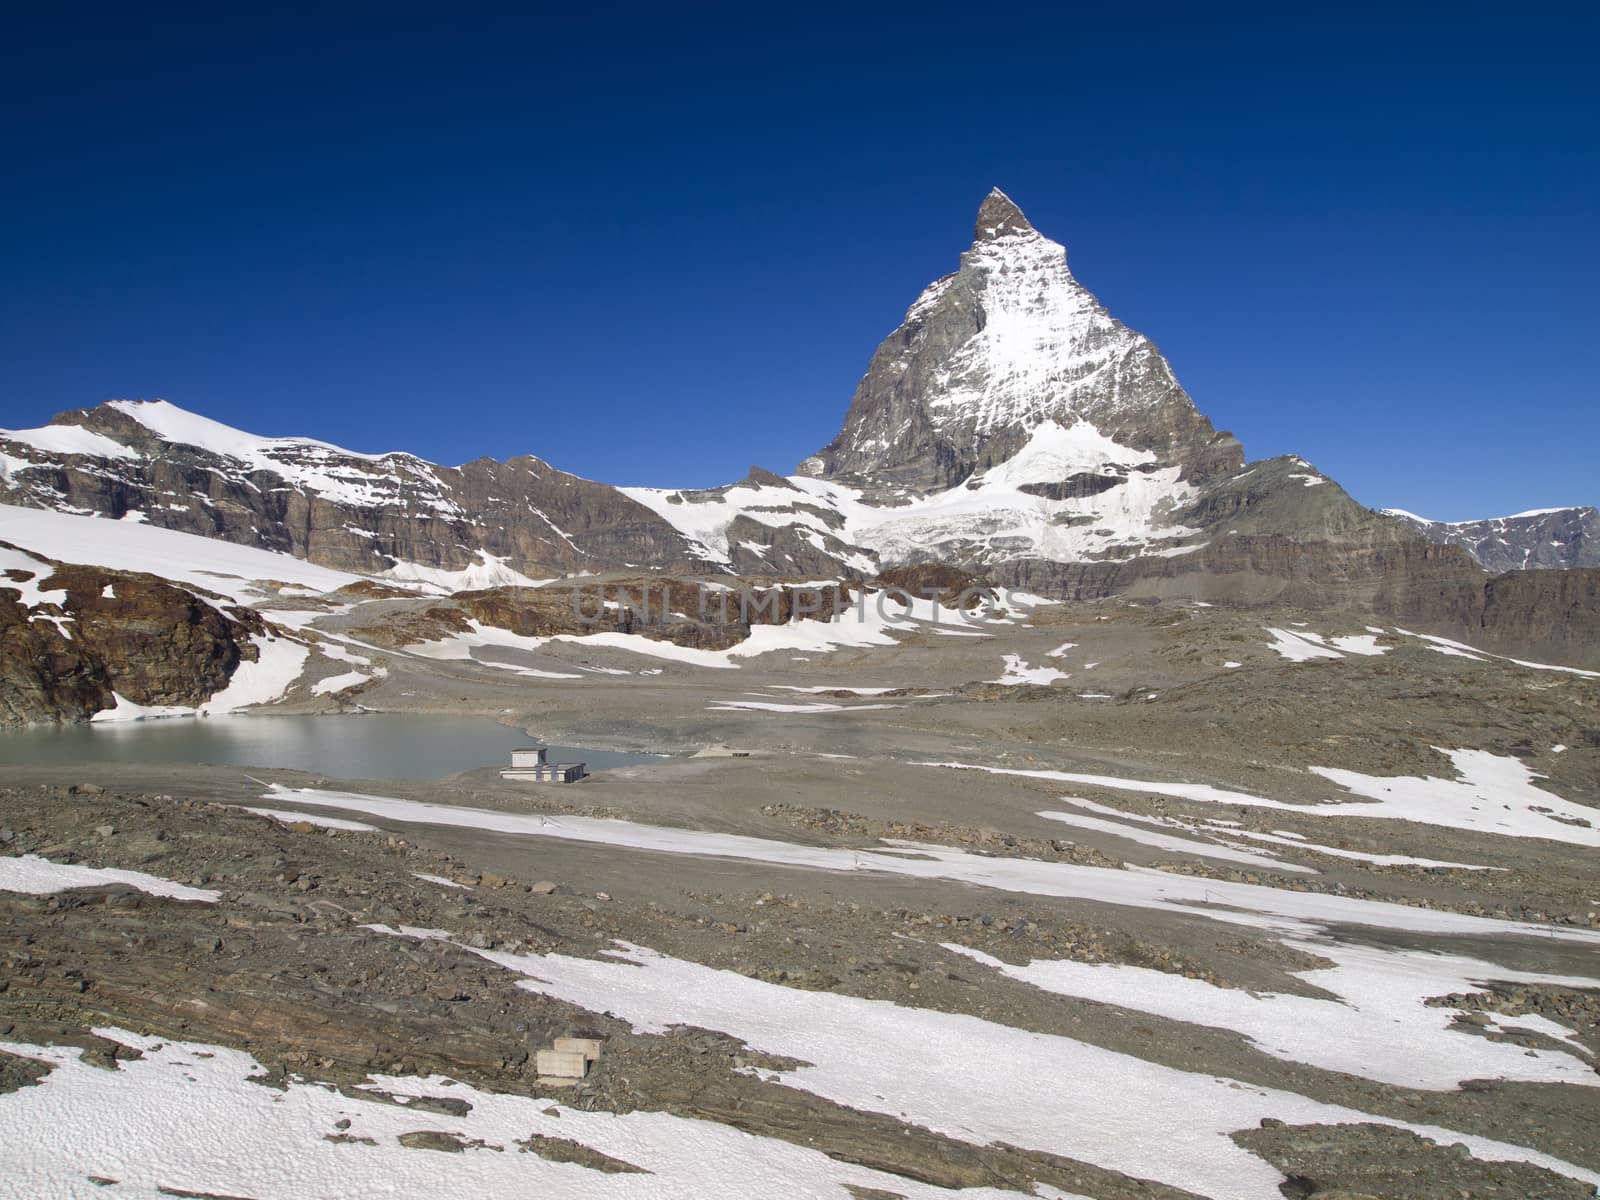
<box><xmin>397</xmin><ymin>1130</ymin><xmax>470</xmax><ymax>1153</ymax></box>
<box><xmin>519</xmin><ymin>1132</ymin><xmax>648</xmax><ymax>1173</ymax></box>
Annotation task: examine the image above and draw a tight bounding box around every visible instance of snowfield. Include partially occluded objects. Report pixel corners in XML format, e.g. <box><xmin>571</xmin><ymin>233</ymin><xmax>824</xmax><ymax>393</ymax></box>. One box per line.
<box><xmin>405</xmin><ymin>589</ymin><xmax>1039</xmax><ymax>672</ymax></box>
<box><xmin>0</xmin><ymin>503</ymin><xmax>360</xmax><ymax>603</ymax></box>
<box><xmin>0</xmin><ymin>1030</ymin><xmax>1049</xmax><ymax>1200</ymax></box>
<box><xmin>627</xmin><ymin>420</ymin><xmax>1205</xmax><ymax>573</ymax></box>
<box><xmin>926</xmin><ymin>751</ymin><xmax>1600</xmax><ymax>848</ymax></box>
<box><xmin>946</xmin><ymin>940</ymin><xmax>1600</xmax><ymax>1091</ymax></box>
<box><xmin>363</xmin><ymin>934</ymin><xmax>1600</xmax><ymax>1200</ymax></box>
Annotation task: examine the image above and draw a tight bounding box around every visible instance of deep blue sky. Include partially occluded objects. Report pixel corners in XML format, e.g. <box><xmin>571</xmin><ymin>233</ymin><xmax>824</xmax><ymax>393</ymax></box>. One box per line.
<box><xmin>2</xmin><ymin>2</ymin><xmax>1594</xmax><ymax>520</ymax></box>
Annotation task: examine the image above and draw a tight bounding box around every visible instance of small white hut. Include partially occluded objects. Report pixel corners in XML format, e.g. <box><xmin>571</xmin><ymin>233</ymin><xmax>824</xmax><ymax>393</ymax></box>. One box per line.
<box><xmin>502</xmin><ymin>745</ymin><xmax>587</xmax><ymax>783</ymax></box>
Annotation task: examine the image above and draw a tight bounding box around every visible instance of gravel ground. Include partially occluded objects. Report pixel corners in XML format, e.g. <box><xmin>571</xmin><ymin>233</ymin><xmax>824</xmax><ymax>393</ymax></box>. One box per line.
<box><xmin>3</xmin><ymin>597</ymin><xmax>1598</xmax><ymax>1198</ymax></box>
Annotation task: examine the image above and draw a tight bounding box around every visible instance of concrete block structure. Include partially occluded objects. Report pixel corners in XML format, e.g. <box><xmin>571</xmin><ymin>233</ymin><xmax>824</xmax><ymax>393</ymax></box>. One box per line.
<box><xmin>501</xmin><ymin>745</ymin><xmax>587</xmax><ymax>783</ymax></box>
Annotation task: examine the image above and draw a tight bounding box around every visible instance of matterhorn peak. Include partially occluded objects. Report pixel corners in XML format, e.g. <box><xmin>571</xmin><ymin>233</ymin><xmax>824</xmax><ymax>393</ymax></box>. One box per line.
<box><xmin>804</xmin><ymin>188</ymin><xmax>1240</xmax><ymax>493</ymax></box>
<box><xmin>974</xmin><ymin>187</ymin><xmax>1034</xmax><ymax>241</ymax></box>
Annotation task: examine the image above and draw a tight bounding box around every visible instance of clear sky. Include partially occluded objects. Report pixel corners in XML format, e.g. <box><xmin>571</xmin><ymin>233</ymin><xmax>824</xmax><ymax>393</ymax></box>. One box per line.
<box><xmin>2</xmin><ymin>2</ymin><xmax>1594</xmax><ymax>521</ymax></box>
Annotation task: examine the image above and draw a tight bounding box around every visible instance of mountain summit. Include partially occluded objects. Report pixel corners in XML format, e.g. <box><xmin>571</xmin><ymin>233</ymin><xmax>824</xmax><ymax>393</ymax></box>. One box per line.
<box><xmin>799</xmin><ymin>190</ymin><xmax>1242</xmax><ymax>492</ymax></box>
<box><xmin>974</xmin><ymin>187</ymin><xmax>1033</xmax><ymax>240</ymax></box>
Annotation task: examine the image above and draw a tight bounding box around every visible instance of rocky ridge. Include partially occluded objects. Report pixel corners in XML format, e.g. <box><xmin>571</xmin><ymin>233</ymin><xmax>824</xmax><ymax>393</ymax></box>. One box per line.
<box><xmin>1385</xmin><ymin>506</ymin><xmax>1600</xmax><ymax>573</ymax></box>
<box><xmin>1</xmin><ymin>190</ymin><xmax>1593</xmax><ymax>637</ymax></box>
<box><xmin>0</xmin><ymin>400</ymin><xmax>719</xmax><ymax>582</ymax></box>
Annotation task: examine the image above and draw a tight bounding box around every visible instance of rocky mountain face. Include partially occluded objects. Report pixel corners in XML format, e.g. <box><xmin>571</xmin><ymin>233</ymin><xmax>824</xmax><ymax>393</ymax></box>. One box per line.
<box><xmin>347</xmin><ymin>577</ymin><xmax>869</xmax><ymax>656</ymax></box>
<box><xmin>799</xmin><ymin>189</ymin><xmax>1243</xmax><ymax>493</ymax></box>
<box><xmin>0</xmin><ymin>544</ymin><xmax>267</xmax><ymax>725</ymax></box>
<box><xmin>0</xmin><ymin>401</ymin><xmax>718</xmax><ymax>582</ymax></box>
<box><xmin>1474</xmin><ymin>567</ymin><xmax>1600</xmax><ymax>668</ymax></box>
<box><xmin>619</xmin><ymin>468</ymin><xmax>882</xmax><ymax>578</ymax></box>
<box><xmin>1383</xmin><ymin>506</ymin><xmax>1600</xmax><ymax>573</ymax></box>
<box><xmin>625</xmin><ymin>192</ymin><xmax>1472</xmax><ymax>606</ymax></box>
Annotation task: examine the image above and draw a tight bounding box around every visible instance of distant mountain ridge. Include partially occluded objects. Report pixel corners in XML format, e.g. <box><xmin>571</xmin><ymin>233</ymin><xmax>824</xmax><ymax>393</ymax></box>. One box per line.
<box><xmin>0</xmin><ymin>189</ymin><xmax>1586</xmax><ymax>614</ymax></box>
<box><xmin>1382</xmin><ymin>506</ymin><xmax>1600</xmax><ymax>573</ymax></box>
<box><xmin>0</xmin><ymin>398</ymin><xmax>720</xmax><ymax>582</ymax></box>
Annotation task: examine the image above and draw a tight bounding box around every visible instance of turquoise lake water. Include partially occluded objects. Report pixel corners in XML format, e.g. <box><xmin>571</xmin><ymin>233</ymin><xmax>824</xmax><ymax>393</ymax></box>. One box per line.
<box><xmin>0</xmin><ymin>713</ymin><xmax>665</xmax><ymax>779</ymax></box>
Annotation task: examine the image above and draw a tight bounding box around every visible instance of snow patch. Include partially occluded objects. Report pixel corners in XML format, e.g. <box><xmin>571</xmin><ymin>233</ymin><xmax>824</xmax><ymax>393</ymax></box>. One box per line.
<box><xmin>706</xmin><ymin>700</ymin><xmax>905</xmax><ymax>713</ymax></box>
<box><xmin>311</xmin><ymin>670</ymin><xmax>371</xmax><ymax>696</ymax></box>
<box><xmin>1038</xmin><ymin>806</ymin><xmax>1310</xmax><ymax>873</ymax></box>
<box><xmin>243</xmin><ymin>807</ymin><xmax>378</xmax><ymax>832</ymax></box>
<box><xmin>0</xmin><ymin>544</ymin><xmax>68</xmax><ymax>609</ymax></box>
<box><xmin>946</xmin><ymin>941</ymin><xmax>1600</xmax><ymax>1091</ymax></box>
<box><xmin>0</xmin><ymin>504</ymin><xmax>359</xmax><ymax>603</ymax></box>
<box><xmin>927</xmin><ymin>753</ymin><xmax>1600</xmax><ymax>849</ymax></box>
<box><xmin>256</xmin><ymin>784</ymin><xmax>1600</xmax><ymax>945</ymax></box>
<box><xmin>0</xmin><ymin>1029</ymin><xmax>1034</xmax><ymax>1200</ymax></box>
<box><xmin>373</xmin><ymin>934</ymin><xmax>1600</xmax><ymax>1200</ymax></box>
<box><xmin>198</xmin><ymin>636</ymin><xmax>310</xmax><ymax>714</ymax></box>
<box><xmin>0</xmin><ymin>855</ymin><xmax>219</xmax><ymax>902</ymax></box>
<box><xmin>381</xmin><ymin>551</ymin><xmax>551</xmax><ymax>594</ymax></box>
<box><xmin>991</xmin><ymin>654</ymin><xmax>1070</xmax><ymax>686</ymax></box>
<box><xmin>90</xmin><ymin>693</ymin><xmax>197</xmax><ymax>722</ymax></box>
<box><xmin>1265</xmin><ymin>628</ymin><xmax>1388</xmax><ymax>662</ymax></box>
<box><xmin>413</xmin><ymin>872</ymin><xmax>469</xmax><ymax>889</ymax></box>
<box><xmin>1310</xmin><ymin>749</ymin><xmax>1600</xmax><ymax>847</ymax></box>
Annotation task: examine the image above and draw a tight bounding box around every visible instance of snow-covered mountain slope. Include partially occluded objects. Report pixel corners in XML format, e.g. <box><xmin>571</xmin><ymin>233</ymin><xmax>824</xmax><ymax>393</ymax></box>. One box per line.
<box><xmin>0</xmin><ymin>504</ymin><xmax>436</xmax><ymax>725</ymax></box>
<box><xmin>848</xmin><ymin>420</ymin><xmax>1204</xmax><ymax>566</ymax></box>
<box><xmin>1383</xmin><ymin>506</ymin><xmax>1599</xmax><ymax>572</ymax></box>
<box><xmin>0</xmin><ymin>503</ymin><xmax>361</xmax><ymax>603</ymax></box>
<box><xmin>800</xmin><ymin>189</ymin><xmax>1243</xmax><ymax>492</ymax></box>
<box><xmin>0</xmin><ymin>400</ymin><xmax>718</xmax><ymax>579</ymax></box>
<box><xmin>632</xmin><ymin>420</ymin><xmax>1206</xmax><ymax>573</ymax></box>
<box><xmin>619</xmin><ymin>468</ymin><xmax>881</xmax><ymax>577</ymax></box>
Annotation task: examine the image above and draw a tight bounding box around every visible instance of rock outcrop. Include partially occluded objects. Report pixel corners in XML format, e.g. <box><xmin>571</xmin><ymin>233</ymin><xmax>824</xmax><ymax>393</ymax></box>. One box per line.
<box><xmin>350</xmin><ymin>577</ymin><xmax>868</xmax><ymax>655</ymax></box>
<box><xmin>0</xmin><ymin>545</ymin><xmax>267</xmax><ymax>725</ymax></box>
<box><xmin>1474</xmin><ymin>567</ymin><xmax>1600</xmax><ymax>669</ymax></box>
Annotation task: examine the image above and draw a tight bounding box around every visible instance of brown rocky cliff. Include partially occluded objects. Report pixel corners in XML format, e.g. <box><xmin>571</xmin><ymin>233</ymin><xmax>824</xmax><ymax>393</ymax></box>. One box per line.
<box><xmin>351</xmin><ymin>578</ymin><xmax>870</xmax><ymax>654</ymax></box>
<box><xmin>0</xmin><ymin>554</ymin><xmax>268</xmax><ymax>725</ymax></box>
<box><xmin>1474</xmin><ymin>568</ymin><xmax>1600</xmax><ymax>669</ymax></box>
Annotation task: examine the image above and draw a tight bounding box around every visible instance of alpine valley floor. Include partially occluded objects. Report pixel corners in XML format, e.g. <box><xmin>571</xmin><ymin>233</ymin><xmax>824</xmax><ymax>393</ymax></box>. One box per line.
<box><xmin>3</xmin><ymin>592</ymin><xmax>1599</xmax><ymax>1200</ymax></box>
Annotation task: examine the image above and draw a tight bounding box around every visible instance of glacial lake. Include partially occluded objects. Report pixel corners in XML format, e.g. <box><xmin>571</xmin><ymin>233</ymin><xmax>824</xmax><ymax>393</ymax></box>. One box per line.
<box><xmin>0</xmin><ymin>714</ymin><xmax>666</xmax><ymax>780</ymax></box>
